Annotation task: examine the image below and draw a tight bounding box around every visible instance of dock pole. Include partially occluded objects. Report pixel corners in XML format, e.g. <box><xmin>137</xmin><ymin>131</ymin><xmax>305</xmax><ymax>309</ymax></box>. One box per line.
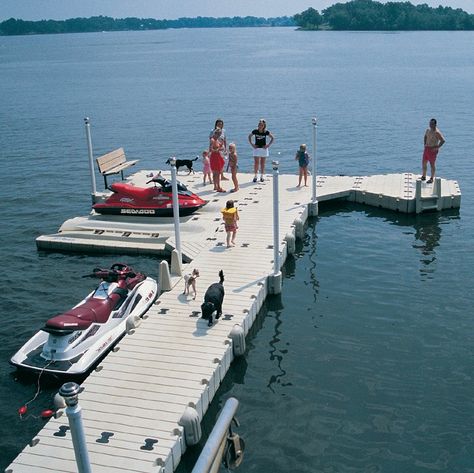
<box><xmin>169</xmin><ymin>157</ymin><xmax>182</xmax><ymax>264</ymax></box>
<box><xmin>309</xmin><ymin>117</ymin><xmax>319</xmax><ymax>216</ymax></box>
<box><xmin>269</xmin><ymin>160</ymin><xmax>282</xmax><ymax>294</ymax></box>
<box><xmin>59</xmin><ymin>382</ymin><xmax>92</xmax><ymax>473</ymax></box>
<box><xmin>84</xmin><ymin>117</ymin><xmax>97</xmax><ymax>201</ymax></box>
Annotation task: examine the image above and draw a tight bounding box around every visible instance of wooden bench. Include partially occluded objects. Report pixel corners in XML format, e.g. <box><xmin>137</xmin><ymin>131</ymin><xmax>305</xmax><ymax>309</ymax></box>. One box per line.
<box><xmin>96</xmin><ymin>148</ymin><xmax>139</xmax><ymax>188</ymax></box>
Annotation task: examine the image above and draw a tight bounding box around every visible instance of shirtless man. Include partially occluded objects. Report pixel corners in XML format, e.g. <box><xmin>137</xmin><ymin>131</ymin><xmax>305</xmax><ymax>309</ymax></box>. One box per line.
<box><xmin>422</xmin><ymin>118</ymin><xmax>445</xmax><ymax>184</ymax></box>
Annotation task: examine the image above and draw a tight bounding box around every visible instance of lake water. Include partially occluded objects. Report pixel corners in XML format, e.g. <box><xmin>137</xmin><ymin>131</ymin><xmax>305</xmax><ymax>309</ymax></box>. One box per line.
<box><xmin>1</xmin><ymin>27</ymin><xmax>473</xmax><ymax>472</ymax></box>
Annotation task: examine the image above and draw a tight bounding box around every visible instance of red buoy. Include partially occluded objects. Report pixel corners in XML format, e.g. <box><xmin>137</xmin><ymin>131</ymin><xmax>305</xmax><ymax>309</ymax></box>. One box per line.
<box><xmin>18</xmin><ymin>405</ymin><xmax>27</xmax><ymax>416</ymax></box>
<box><xmin>41</xmin><ymin>409</ymin><xmax>55</xmax><ymax>419</ymax></box>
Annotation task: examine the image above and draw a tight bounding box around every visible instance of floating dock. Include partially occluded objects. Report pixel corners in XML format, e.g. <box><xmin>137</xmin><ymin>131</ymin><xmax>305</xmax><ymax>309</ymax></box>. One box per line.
<box><xmin>36</xmin><ymin>171</ymin><xmax>461</xmax><ymax>260</ymax></box>
<box><xmin>9</xmin><ymin>171</ymin><xmax>461</xmax><ymax>473</ymax></box>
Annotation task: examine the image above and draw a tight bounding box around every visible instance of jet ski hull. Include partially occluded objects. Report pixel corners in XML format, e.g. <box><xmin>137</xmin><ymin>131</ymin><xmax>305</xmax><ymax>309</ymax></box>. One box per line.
<box><xmin>11</xmin><ymin>272</ymin><xmax>158</xmax><ymax>376</ymax></box>
<box><xmin>92</xmin><ymin>178</ymin><xmax>207</xmax><ymax>217</ymax></box>
<box><xmin>93</xmin><ymin>204</ymin><xmax>205</xmax><ymax>217</ymax></box>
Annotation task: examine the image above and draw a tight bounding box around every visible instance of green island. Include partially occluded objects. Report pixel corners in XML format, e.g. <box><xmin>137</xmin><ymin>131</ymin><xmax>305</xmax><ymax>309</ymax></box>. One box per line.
<box><xmin>294</xmin><ymin>0</ymin><xmax>474</xmax><ymax>30</ymax></box>
<box><xmin>1</xmin><ymin>0</ymin><xmax>473</xmax><ymax>35</ymax></box>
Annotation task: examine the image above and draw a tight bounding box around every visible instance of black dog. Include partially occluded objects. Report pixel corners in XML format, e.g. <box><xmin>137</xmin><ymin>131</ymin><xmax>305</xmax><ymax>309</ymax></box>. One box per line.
<box><xmin>201</xmin><ymin>270</ymin><xmax>225</xmax><ymax>327</ymax></box>
<box><xmin>165</xmin><ymin>157</ymin><xmax>198</xmax><ymax>174</ymax></box>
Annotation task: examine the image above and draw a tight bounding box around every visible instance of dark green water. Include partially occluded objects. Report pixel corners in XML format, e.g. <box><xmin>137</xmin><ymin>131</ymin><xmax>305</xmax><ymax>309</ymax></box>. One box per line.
<box><xmin>1</xmin><ymin>28</ymin><xmax>473</xmax><ymax>471</ymax></box>
<box><xmin>177</xmin><ymin>203</ymin><xmax>473</xmax><ymax>473</ymax></box>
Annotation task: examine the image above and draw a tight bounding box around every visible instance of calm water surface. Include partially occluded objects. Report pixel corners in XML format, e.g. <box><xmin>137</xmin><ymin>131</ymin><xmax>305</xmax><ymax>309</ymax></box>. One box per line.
<box><xmin>0</xmin><ymin>28</ymin><xmax>473</xmax><ymax>472</ymax></box>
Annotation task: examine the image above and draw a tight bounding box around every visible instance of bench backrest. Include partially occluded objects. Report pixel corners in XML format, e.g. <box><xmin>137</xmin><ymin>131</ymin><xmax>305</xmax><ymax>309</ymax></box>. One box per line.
<box><xmin>96</xmin><ymin>148</ymin><xmax>126</xmax><ymax>174</ymax></box>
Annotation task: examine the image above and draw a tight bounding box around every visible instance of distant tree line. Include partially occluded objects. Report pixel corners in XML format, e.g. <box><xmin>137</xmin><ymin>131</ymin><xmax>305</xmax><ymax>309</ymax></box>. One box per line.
<box><xmin>2</xmin><ymin>2</ymin><xmax>473</xmax><ymax>35</ymax></box>
<box><xmin>0</xmin><ymin>15</ymin><xmax>295</xmax><ymax>36</ymax></box>
<box><xmin>294</xmin><ymin>0</ymin><xmax>474</xmax><ymax>30</ymax></box>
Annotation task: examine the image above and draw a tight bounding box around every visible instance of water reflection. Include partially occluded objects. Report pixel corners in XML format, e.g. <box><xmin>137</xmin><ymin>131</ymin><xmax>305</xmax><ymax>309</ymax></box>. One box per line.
<box><xmin>306</xmin><ymin>217</ymin><xmax>320</xmax><ymax>303</ymax></box>
<box><xmin>265</xmin><ymin>295</ymin><xmax>289</xmax><ymax>393</ymax></box>
<box><xmin>413</xmin><ymin>213</ymin><xmax>443</xmax><ymax>279</ymax></box>
<box><xmin>318</xmin><ymin>201</ymin><xmax>459</xmax><ymax>280</ymax></box>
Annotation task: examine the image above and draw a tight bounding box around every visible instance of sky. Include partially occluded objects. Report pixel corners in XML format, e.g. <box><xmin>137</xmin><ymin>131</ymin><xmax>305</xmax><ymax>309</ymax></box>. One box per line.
<box><xmin>0</xmin><ymin>0</ymin><xmax>473</xmax><ymax>21</ymax></box>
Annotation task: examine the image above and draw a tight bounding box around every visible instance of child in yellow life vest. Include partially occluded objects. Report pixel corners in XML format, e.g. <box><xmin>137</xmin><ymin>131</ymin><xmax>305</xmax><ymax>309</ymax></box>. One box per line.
<box><xmin>221</xmin><ymin>200</ymin><xmax>239</xmax><ymax>248</ymax></box>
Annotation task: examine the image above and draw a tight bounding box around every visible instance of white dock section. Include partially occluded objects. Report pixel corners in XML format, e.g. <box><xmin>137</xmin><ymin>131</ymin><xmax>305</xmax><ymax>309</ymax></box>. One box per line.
<box><xmin>35</xmin><ymin>171</ymin><xmax>461</xmax><ymax>259</ymax></box>
<box><xmin>9</xmin><ymin>173</ymin><xmax>307</xmax><ymax>473</ymax></box>
<box><xmin>9</xmin><ymin>171</ymin><xmax>461</xmax><ymax>473</ymax></box>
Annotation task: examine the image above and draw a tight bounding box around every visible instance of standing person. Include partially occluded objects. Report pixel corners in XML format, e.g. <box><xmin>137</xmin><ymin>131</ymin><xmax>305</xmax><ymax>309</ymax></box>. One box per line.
<box><xmin>221</xmin><ymin>200</ymin><xmax>239</xmax><ymax>248</ymax></box>
<box><xmin>422</xmin><ymin>118</ymin><xmax>445</xmax><ymax>184</ymax></box>
<box><xmin>209</xmin><ymin>118</ymin><xmax>228</xmax><ymax>181</ymax></box>
<box><xmin>209</xmin><ymin>128</ymin><xmax>226</xmax><ymax>192</ymax></box>
<box><xmin>295</xmin><ymin>143</ymin><xmax>310</xmax><ymax>187</ymax></box>
<box><xmin>248</xmin><ymin>118</ymin><xmax>274</xmax><ymax>182</ymax></box>
<box><xmin>202</xmin><ymin>150</ymin><xmax>212</xmax><ymax>185</ymax></box>
<box><xmin>227</xmin><ymin>142</ymin><xmax>239</xmax><ymax>192</ymax></box>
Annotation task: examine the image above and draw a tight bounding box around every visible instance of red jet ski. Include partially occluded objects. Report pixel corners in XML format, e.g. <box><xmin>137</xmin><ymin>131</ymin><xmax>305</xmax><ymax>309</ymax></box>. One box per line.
<box><xmin>93</xmin><ymin>174</ymin><xmax>207</xmax><ymax>217</ymax></box>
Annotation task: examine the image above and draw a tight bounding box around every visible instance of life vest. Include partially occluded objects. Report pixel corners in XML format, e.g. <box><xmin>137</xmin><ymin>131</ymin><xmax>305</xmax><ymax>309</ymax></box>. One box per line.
<box><xmin>297</xmin><ymin>150</ymin><xmax>309</xmax><ymax>167</ymax></box>
<box><xmin>221</xmin><ymin>207</ymin><xmax>237</xmax><ymax>224</ymax></box>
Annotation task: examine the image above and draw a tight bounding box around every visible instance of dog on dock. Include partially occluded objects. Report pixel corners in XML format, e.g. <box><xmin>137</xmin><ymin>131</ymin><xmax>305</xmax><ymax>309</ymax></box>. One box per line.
<box><xmin>201</xmin><ymin>270</ymin><xmax>225</xmax><ymax>327</ymax></box>
<box><xmin>183</xmin><ymin>268</ymin><xmax>199</xmax><ymax>300</ymax></box>
<box><xmin>166</xmin><ymin>157</ymin><xmax>198</xmax><ymax>174</ymax></box>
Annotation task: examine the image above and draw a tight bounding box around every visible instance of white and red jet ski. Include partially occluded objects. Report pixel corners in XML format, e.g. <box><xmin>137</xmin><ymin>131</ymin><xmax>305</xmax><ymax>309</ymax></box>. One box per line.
<box><xmin>10</xmin><ymin>263</ymin><xmax>157</xmax><ymax>375</ymax></box>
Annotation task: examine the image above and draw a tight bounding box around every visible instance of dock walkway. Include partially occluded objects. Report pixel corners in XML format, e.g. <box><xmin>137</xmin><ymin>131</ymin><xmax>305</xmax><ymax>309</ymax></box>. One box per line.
<box><xmin>10</xmin><ymin>171</ymin><xmax>460</xmax><ymax>473</ymax></box>
<box><xmin>35</xmin><ymin>171</ymin><xmax>461</xmax><ymax>259</ymax></box>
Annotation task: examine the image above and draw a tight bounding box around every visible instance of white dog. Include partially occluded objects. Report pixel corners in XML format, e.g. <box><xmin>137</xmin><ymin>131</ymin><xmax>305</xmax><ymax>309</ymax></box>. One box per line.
<box><xmin>183</xmin><ymin>269</ymin><xmax>200</xmax><ymax>299</ymax></box>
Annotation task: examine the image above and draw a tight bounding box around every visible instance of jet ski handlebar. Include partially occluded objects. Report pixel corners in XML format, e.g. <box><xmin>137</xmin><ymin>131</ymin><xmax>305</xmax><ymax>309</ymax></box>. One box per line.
<box><xmin>82</xmin><ymin>265</ymin><xmax>136</xmax><ymax>282</ymax></box>
<box><xmin>146</xmin><ymin>173</ymin><xmax>189</xmax><ymax>192</ymax></box>
<box><xmin>146</xmin><ymin>174</ymin><xmax>167</xmax><ymax>185</ymax></box>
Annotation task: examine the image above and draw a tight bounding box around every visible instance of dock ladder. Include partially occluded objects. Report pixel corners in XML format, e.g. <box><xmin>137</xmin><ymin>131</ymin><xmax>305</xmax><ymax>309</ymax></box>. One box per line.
<box><xmin>415</xmin><ymin>177</ymin><xmax>443</xmax><ymax>213</ymax></box>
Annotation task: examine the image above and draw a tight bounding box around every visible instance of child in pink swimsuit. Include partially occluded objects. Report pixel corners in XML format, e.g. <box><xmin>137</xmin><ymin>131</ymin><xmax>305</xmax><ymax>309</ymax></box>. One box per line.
<box><xmin>202</xmin><ymin>150</ymin><xmax>212</xmax><ymax>185</ymax></box>
<box><xmin>227</xmin><ymin>143</ymin><xmax>239</xmax><ymax>192</ymax></box>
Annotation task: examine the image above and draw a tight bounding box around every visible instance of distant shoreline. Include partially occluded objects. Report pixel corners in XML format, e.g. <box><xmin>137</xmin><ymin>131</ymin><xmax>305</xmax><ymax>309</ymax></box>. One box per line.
<box><xmin>2</xmin><ymin>0</ymin><xmax>474</xmax><ymax>37</ymax></box>
<box><xmin>0</xmin><ymin>16</ymin><xmax>295</xmax><ymax>36</ymax></box>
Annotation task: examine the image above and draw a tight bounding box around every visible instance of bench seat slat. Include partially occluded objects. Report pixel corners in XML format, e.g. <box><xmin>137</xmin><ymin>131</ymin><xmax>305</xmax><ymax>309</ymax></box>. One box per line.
<box><xmin>102</xmin><ymin>159</ymin><xmax>139</xmax><ymax>176</ymax></box>
<box><xmin>95</xmin><ymin>148</ymin><xmax>139</xmax><ymax>188</ymax></box>
<box><xmin>96</xmin><ymin>148</ymin><xmax>126</xmax><ymax>173</ymax></box>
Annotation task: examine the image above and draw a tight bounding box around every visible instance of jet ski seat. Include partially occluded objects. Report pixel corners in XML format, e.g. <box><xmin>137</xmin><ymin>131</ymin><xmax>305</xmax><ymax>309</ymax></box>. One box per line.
<box><xmin>44</xmin><ymin>296</ymin><xmax>120</xmax><ymax>331</ymax></box>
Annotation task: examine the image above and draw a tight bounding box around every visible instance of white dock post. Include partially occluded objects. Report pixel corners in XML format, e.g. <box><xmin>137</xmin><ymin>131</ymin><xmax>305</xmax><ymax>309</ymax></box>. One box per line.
<box><xmin>284</xmin><ymin>232</ymin><xmax>296</xmax><ymax>254</ymax></box>
<box><xmin>170</xmin><ymin>248</ymin><xmax>182</xmax><ymax>276</ymax></box>
<box><xmin>269</xmin><ymin>160</ymin><xmax>282</xmax><ymax>295</ymax></box>
<box><xmin>309</xmin><ymin>117</ymin><xmax>319</xmax><ymax>216</ymax></box>
<box><xmin>59</xmin><ymin>382</ymin><xmax>92</xmax><ymax>473</ymax></box>
<box><xmin>435</xmin><ymin>177</ymin><xmax>443</xmax><ymax>211</ymax></box>
<box><xmin>229</xmin><ymin>324</ymin><xmax>246</xmax><ymax>356</ymax></box>
<box><xmin>415</xmin><ymin>179</ymin><xmax>422</xmax><ymax>214</ymax></box>
<box><xmin>84</xmin><ymin>117</ymin><xmax>97</xmax><ymax>201</ymax></box>
<box><xmin>169</xmin><ymin>157</ymin><xmax>182</xmax><ymax>264</ymax></box>
<box><xmin>179</xmin><ymin>405</ymin><xmax>202</xmax><ymax>446</ymax></box>
<box><xmin>159</xmin><ymin>260</ymin><xmax>172</xmax><ymax>291</ymax></box>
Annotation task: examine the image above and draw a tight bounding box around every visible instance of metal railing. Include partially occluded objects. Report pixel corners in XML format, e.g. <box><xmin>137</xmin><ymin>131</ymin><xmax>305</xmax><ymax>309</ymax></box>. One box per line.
<box><xmin>192</xmin><ymin>397</ymin><xmax>244</xmax><ymax>473</ymax></box>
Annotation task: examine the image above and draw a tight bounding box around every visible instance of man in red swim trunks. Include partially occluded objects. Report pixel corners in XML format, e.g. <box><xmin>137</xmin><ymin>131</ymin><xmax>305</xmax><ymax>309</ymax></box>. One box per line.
<box><xmin>421</xmin><ymin>118</ymin><xmax>445</xmax><ymax>184</ymax></box>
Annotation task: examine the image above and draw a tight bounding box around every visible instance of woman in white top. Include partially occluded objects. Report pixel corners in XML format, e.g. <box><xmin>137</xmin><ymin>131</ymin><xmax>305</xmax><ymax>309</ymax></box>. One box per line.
<box><xmin>248</xmin><ymin>118</ymin><xmax>274</xmax><ymax>183</ymax></box>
